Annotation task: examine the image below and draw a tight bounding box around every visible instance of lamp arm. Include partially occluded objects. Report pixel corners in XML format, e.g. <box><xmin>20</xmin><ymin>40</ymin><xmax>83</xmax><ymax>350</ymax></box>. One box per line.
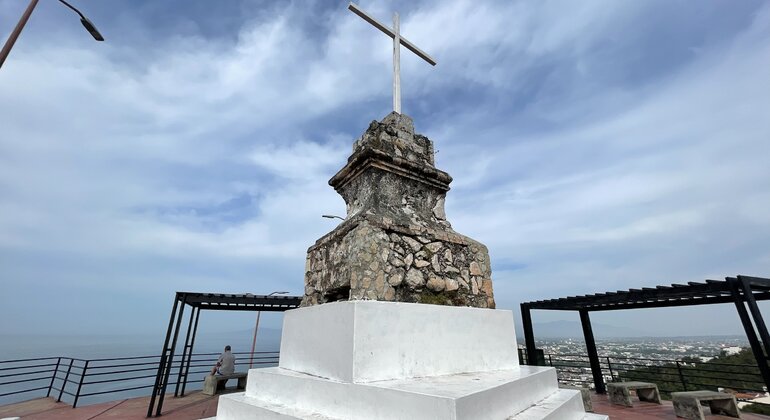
<box><xmin>57</xmin><ymin>0</ymin><xmax>86</xmax><ymax>19</ymax></box>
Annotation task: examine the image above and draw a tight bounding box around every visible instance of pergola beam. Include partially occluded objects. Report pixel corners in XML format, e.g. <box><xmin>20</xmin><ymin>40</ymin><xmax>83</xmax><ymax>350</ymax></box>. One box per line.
<box><xmin>526</xmin><ymin>279</ymin><xmax>770</xmax><ymax>311</ymax></box>
<box><xmin>520</xmin><ymin>275</ymin><xmax>770</xmax><ymax>394</ymax></box>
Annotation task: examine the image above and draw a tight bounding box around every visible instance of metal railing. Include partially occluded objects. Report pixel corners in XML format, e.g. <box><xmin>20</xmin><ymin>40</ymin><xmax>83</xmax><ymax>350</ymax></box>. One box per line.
<box><xmin>527</xmin><ymin>352</ymin><xmax>765</xmax><ymax>396</ymax></box>
<box><xmin>4</xmin><ymin>349</ymin><xmax>763</xmax><ymax>408</ymax></box>
<box><xmin>0</xmin><ymin>351</ymin><xmax>279</xmax><ymax>408</ymax></box>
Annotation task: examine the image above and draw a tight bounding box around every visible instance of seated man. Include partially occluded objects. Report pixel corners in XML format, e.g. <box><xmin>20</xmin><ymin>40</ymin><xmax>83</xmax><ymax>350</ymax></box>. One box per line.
<box><xmin>211</xmin><ymin>345</ymin><xmax>236</xmax><ymax>376</ymax></box>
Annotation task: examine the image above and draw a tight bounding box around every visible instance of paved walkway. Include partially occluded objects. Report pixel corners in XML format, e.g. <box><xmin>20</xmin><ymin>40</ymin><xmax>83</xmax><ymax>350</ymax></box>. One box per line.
<box><xmin>1</xmin><ymin>390</ymin><xmax>768</xmax><ymax>419</ymax></box>
<box><xmin>591</xmin><ymin>392</ymin><xmax>767</xmax><ymax>419</ymax></box>
<box><xmin>0</xmin><ymin>390</ymin><xmax>222</xmax><ymax>419</ymax></box>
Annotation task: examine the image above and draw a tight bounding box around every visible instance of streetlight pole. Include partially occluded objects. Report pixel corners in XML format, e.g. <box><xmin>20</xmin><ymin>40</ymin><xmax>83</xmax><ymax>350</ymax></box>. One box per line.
<box><xmin>249</xmin><ymin>291</ymin><xmax>288</xmax><ymax>368</ymax></box>
<box><xmin>0</xmin><ymin>0</ymin><xmax>104</xmax><ymax>70</ymax></box>
<box><xmin>0</xmin><ymin>0</ymin><xmax>39</xmax><ymax>69</ymax></box>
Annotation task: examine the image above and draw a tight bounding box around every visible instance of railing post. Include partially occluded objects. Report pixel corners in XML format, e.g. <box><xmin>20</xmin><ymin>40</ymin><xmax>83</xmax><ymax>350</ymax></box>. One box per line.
<box><xmin>606</xmin><ymin>357</ymin><xmax>614</xmax><ymax>382</ymax></box>
<box><xmin>47</xmin><ymin>357</ymin><xmax>61</xmax><ymax>397</ymax></box>
<box><xmin>72</xmin><ymin>360</ymin><xmax>89</xmax><ymax>408</ymax></box>
<box><xmin>548</xmin><ymin>354</ymin><xmax>553</xmax><ymax>366</ymax></box>
<box><xmin>676</xmin><ymin>360</ymin><xmax>687</xmax><ymax>391</ymax></box>
<box><xmin>57</xmin><ymin>359</ymin><xmax>74</xmax><ymax>402</ymax></box>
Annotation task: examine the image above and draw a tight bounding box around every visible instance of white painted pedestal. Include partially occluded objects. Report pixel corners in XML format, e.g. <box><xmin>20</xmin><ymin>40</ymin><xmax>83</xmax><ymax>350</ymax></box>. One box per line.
<box><xmin>214</xmin><ymin>301</ymin><xmax>606</xmax><ymax>420</ymax></box>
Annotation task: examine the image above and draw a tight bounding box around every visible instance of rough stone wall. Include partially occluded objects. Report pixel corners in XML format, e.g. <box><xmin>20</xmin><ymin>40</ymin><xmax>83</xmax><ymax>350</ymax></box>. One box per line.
<box><xmin>301</xmin><ymin>112</ymin><xmax>495</xmax><ymax>308</ymax></box>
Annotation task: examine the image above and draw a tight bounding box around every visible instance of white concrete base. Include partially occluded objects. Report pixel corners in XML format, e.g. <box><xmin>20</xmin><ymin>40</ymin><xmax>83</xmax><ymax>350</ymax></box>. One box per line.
<box><xmin>279</xmin><ymin>300</ymin><xmax>519</xmax><ymax>383</ymax></box>
<box><xmin>509</xmin><ymin>389</ymin><xmax>607</xmax><ymax>420</ymax></box>
<box><xmin>214</xmin><ymin>301</ymin><xmax>597</xmax><ymax>420</ymax></box>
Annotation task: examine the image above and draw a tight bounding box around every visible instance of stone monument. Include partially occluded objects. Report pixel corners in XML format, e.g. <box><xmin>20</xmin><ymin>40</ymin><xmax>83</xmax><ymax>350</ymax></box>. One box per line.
<box><xmin>212</xmin><ymin>4</ymin><xmax>606</xmax><ymax>419</ymax></box>
<box><xmin>302</xmin><ymin>112</ymin><xmax>494</xmax><ymax>309</ymax></box>
<box><xmin>213</xmin><ymin>112</ymin><xmax>606</xmax><ymax>420</ymax></box>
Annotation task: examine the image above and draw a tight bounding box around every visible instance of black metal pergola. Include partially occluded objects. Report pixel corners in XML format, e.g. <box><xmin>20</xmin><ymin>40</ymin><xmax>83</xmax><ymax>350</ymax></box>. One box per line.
<box><xmin>146</xmin><ymin>291</ymin><xmax>302</xmax><ymax>417</ymax></box>
<box><xmin>520</xmin><ymin>275</ymin><xmax>770</xmax><ymax>394</ymax></box>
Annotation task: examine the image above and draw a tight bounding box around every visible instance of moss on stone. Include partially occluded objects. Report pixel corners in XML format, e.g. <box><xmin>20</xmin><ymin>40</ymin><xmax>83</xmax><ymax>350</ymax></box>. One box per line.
<box><xmin>419</xmin><ymin>292</ymin><xmax>451</xmax><ymax>306</ymax></box>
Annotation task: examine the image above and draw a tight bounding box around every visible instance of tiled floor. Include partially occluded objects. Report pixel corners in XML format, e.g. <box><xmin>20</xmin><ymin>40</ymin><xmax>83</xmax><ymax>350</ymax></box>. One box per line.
<box><xmin>0</xmin><ymin>390</ymin><xmax>222</xmax><ymax>419</ymax></box>
<box><xmin>591</xmin><ymin>392</ymin><xmax>766</xmax><ymax>419</ymax></box>
<box><xmin>0</xmin><ymin>390</ymin><xmax>767</xmax><ymax>419</ymax></box>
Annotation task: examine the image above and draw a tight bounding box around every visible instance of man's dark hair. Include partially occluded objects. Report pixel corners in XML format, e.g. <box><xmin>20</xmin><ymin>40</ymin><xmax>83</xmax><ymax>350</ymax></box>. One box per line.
<box><xmin>225</xmin><ymin>345</ymin><xmax>231</xmax><ymax>351</ymax></box>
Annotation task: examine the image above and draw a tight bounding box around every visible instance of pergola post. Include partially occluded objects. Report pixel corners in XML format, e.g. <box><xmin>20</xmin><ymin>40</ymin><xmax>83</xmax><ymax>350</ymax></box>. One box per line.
<box><xmin>180</xmin><ymin>306</ymin><xmax>200</xmax><ymax>397</ymax></box>
<box><xmin>174</xmin><ymin>305</ymin><xmax>197</xmax><ymax>397</ymax></box>
<box><xmin>729</xmin><ymin>278</ymin><xmax>770</xmax><ymax>391</ymax></box>
<box><xmin>155</xmin><ymin>293</ymin><xmax>187</xmax><ymax>416</ymax></box>
<box><xmin>146</xmin><ymin>292</ymin><xmax>302</xmax><ymax>417</ymax></box>
<box><xmin>521</xmin><ymin>304</ymin><xmax>537</xmax><ymax>365</ymax></box>
<box><xmin>579</xmin><ymin>309</ymin><xmax>605</xmax><ymax>394</ymax></box>
<box><xmin>739</xmin><ymin>276</ymin><xmax>770</xmax><ymax>359</ymax></box>
<box><xmin>147</xmin><ymin>293</ymin><xmax>180</xmax><ymax>418</ymax></box>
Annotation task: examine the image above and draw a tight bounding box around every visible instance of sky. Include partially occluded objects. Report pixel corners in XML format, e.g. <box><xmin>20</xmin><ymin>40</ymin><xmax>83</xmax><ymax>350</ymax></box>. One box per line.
<box><xmin>0</xmin><ymin>0</ymin><xmax>768</xmax><ymax>342</ymax></box>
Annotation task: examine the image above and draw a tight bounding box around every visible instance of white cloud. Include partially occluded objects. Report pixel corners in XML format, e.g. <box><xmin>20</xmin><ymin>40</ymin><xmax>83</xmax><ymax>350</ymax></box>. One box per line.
<box><xmin>0</xmin><ymin>0</ymin><xmax>767</xmax><ymax>335</ymax></box>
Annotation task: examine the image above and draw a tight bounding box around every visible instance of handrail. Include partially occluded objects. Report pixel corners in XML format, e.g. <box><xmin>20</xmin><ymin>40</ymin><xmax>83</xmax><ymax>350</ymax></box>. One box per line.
<box><xmin>0</xmin><ymin>352</ymin><xmax>280</xmax><ymax>408</ymax></box>
<box><xmin>0</xmin><ymin>356</ymin><xmax>75</xmax><ymax>364</ymax></box>
<box><xmin>533</xmin><ymin>350</ymin><xmax>764</xmax><ymax>395</ymax></box>
<box><xmin>2</xmin><ymin>349</ymin><xmax>760</xmax><ymax>409</ymax></box>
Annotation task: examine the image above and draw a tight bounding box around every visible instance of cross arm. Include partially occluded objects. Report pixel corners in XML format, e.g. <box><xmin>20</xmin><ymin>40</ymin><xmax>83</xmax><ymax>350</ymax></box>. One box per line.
<box><xmin>348</xmin><ymin>2</ymin><xmax>437</xmax><ymax>66</ymax></box>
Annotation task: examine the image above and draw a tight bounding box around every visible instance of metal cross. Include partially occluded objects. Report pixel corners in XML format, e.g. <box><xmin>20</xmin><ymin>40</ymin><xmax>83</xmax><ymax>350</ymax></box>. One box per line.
<box><xmin>348</xmin><ymin>2</ymin><xmax>436</xmax><ymax>114</ymax></box>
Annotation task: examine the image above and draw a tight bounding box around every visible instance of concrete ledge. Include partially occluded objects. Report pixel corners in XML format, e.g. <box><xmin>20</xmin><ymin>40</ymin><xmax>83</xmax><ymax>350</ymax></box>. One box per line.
<box><xmin>202</xmin><ymin>373</ymin><xmax>247</xmax><ymax>396</ymax></box>
<box><xmin>509</xmin><ymin>389</ymin><xmax>600</xmax><ymax>420</ymax></box>
<box><xmin>560</xmin><ymin>385</ymin><xmax>593</xmax><ymax>412</ymax></box>
<box><xmin>220</xmin><ymin>366</ymin><xmax>560</xmax><ymax>420</ymax></box>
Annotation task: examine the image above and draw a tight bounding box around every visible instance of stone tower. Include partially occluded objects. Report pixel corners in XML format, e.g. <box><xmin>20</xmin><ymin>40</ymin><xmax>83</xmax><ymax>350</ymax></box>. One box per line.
<box><xmin>302</xmin><ymin>112</ymin><xmax>495</xmax><ymax>308</ymax></box>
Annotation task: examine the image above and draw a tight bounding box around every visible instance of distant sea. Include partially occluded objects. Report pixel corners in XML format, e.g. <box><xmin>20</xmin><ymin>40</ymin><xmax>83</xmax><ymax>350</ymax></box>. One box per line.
<box><xmin>0</xmin><ymin>332</ymin><xmax>750</xmax><ymax>408</ymax></box>
<box><xmin>0</xmin><ymin>329</ymin><xmax>283</xmax><ymax>361</ymax></box>
<box><xmin>0</xmin><ymin>329</ymin><xmax>282</xmax><ymax>407</ymax></box>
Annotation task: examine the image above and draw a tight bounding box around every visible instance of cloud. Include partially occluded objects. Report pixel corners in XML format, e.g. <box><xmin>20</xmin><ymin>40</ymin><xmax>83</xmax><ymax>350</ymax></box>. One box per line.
<box><xmin>0</xmin><ymin>0</ymin><xmax>768</xmax><ymax>337</ymax></box>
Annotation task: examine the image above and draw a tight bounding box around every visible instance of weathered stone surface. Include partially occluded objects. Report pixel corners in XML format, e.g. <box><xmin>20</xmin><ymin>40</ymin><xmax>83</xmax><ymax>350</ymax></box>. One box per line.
<box><xmin>445</xmin><ymin>278</ymin><xmax>459</xmax><ymax>292</ymax></box>
<box><xmin>426</xmin><ymin>276</ymin><xmax>445</xmax><ymax>292</ymax></box>
<box><xmin>469</xmin><ymin>261</ymin><xmax>482</xmax><ymax>276</ymax></box>
<box><xmin>388</xmin><ymin>269</ymin><xmax>405</xmax><ymax>287</ymax></box>
<box><xmin>414</xmin><ymin>258</ymin><xmax>430</xmax><ymax>268</ymax></box>
<box><xmin>403</xmin><ymin>236</ymin><xmax>423</xmax><ymax>252</ymax></box>
<box><xmin>430</xmin><ymin>254</ymin><xmax>440</xmax><ymax>271</ymax></box>
<box><xmin>405</xmin><ymin>268</ymin><xmax>425</xmax><ymax>288</ymax></box>
<box><xmin>300</xmin><ymin>113</ymin><xmax>495</xmax><ymax>308</ymax></box>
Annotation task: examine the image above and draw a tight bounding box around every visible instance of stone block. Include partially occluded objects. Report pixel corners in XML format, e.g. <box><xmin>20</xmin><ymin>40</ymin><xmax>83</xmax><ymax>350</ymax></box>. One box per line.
<box><xmin>607</xmin><ymin>381</ymin><xmax>661</xmax><ymax>407</ymax></box>
<box><xmin>672</xmin><ymin>390</ymin><xmax>741</xmax><ymax>420</ymax></box>
<box><xmin>301</xmin><ymin>113</ymin><xmax>495</xmax><ymax>308</ymax></box>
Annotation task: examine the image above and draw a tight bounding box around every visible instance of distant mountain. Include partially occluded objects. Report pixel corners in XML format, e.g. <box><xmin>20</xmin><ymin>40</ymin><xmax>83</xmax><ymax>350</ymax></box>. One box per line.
<box><xmin>516</xmin><ymin>320</ymin><xmax>652</xmax><ymax>339</ymax></box>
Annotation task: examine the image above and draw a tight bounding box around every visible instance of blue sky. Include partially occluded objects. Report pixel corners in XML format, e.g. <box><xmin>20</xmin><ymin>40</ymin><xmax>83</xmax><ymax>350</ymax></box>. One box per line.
<box><xmin>0</xmin><ymin>0</ymin><xmax>768</xmax><ymax>340</ymax></box>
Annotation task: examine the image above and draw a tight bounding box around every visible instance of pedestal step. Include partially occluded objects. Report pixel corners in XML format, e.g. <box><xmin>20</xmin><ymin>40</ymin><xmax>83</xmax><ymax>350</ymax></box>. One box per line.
<box><xmin>217</xmin><ymin>393</ymin><xmax>340</xmax><ymax>420</ymax></box>
<box><xmin>217</xmin><ymin>365</ymin><xmax>575</xmax><ymax>420</ymax></box>
<box><xmin>213</xmin><ymin>302</ymin><xmax>594</xmax><ymax>419</ymax></box>
<box><xmin>508</xmin><ymin>389</ymin><xmax>608</xmax><ymax>420</ymax></box>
